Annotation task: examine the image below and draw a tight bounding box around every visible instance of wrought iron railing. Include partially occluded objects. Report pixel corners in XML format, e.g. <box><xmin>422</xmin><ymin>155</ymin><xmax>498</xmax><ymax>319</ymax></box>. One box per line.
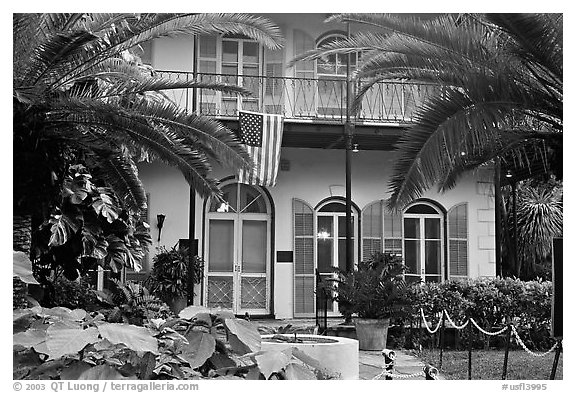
<box><xmin>156</xmin><ymin>70</ymin><xmax>443</xmax><ymax>125</ymax></box>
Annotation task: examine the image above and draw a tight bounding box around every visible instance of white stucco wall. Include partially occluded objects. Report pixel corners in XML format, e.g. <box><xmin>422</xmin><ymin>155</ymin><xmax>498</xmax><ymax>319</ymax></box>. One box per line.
<box><xmin>138</xmin><ymin>147</ymin><xmax>496</xmax><ymax>318</ymax></box>
<box><xmin>139</xmin><ymin>14</ymin><xmax>495</xmax><ymax>317</ymax></box>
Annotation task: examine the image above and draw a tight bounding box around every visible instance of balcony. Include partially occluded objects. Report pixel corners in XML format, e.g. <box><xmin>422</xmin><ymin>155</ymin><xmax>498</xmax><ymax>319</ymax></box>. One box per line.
<box><xmin>156</xmin><ymin>71</ymin><xmax>443</xmax><ymax>126</ymax></box>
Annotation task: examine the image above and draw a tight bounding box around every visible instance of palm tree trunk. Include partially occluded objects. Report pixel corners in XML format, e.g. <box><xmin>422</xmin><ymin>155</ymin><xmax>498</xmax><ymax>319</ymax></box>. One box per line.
<box><xmin>13</xmin><ymin>214</ymin><xmax>32</xmax><ymax>255</ymax></box>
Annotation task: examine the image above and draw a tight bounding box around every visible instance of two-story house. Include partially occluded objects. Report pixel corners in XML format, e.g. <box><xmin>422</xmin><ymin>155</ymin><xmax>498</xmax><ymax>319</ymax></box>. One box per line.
<box><xmin>134</xmin><ymin>14</ymin><xmax>496</xmax><ymax>319</ymax></box>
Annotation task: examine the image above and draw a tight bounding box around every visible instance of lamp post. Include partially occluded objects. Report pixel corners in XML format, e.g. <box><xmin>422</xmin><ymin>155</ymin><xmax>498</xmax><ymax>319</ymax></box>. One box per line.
<box><xmin>344</xmin><ymin>21</ymin><xmax>354</xmax><ymax>272</ymax></box>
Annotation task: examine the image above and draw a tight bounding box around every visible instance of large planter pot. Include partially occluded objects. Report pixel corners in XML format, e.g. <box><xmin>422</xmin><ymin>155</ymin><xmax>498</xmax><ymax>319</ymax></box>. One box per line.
<box><xmin>354</xmin><ymin>318</ymin><xmax>390</xmax><ymax>351</ymax></box>
<box><xmin>167</xmin><ymin>296</ymin><xmax>188</xmax><ymax>314</ymax></box>
<box><xmin>261</xmin><ymin>334</ymin><xmax>359</xmax><ymax>379</ymax></box>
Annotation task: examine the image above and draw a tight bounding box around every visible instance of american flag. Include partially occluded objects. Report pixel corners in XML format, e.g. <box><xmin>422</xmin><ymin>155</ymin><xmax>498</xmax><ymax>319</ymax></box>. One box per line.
<box><xmin>237</xmin><ymin>110</ymin><xmax>284</xmax><ymax>187</ymax></box>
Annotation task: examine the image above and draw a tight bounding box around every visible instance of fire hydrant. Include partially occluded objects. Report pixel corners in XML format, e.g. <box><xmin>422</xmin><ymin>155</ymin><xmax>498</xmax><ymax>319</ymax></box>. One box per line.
<box><xmin>381</xmin><ymin>349</ymin><xmax>396</xmax><ymax>380</ymax></box>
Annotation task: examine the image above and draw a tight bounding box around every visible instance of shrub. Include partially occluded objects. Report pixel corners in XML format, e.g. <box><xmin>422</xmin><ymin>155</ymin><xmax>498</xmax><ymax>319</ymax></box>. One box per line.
<box><xmin>397</xmin><ymin>277</ymin><xmax>554</xmax><ymax>350</ymax></box>
<box><xmin>147</xmin><ymin>245</ymin><xmax>204</xmax><ymax>302</ymax></box>
<box><xmin>331</xmin><ymin>252</ymin><xmax>407</xmax><ymax>319</ymax></box>
<box><xmin>13</xmin><ymin>305</ymin><xmax>333</xmax><ymax>380</ymax></box>
<box><xmin>51</xmin><ymin>276</ymin><xmax>99</xmax><ymax>310</ymax></box>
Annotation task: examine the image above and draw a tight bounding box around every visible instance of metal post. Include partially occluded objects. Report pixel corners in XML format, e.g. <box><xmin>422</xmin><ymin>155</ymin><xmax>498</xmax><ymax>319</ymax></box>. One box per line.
<box><xmin>549</xmin><ymin>339</ymin><xmax>562</xmax><ymax>380</ymax></box>
<box><xmin>189</xmin><ymin>35</ymin><xmax>198</xmax><ymax>305</ymax></box>
<box><xmin>468</xmin><ymin>319</ymin><xmax>473</xmax><ymax>380</ymax></box>
<box><xmin>512</xmin><ymin>180</ymin><xmax>519</xmax><ymax>276</ymax></box>
<box><xmin>494</xmin><ymin>158</ymin><xmax>502</xmax><ymax>276</ymax></box>
<box><xmin>344</xmin><ymin>21</ymin><xmax>354</xmax><ymax>273</ymax></box>
<box><xmin>439</xmin><ymin>311</ymin><xmax>445</xmax><ymax>370</ymax></box>
<box><xmin>502</xmin><ymin>324</ymin><xmax>512</xmax><ymax>380</ymax></box>
<box><xmin>382</xmin><ymin>349</ymin><xmax>396</xmax><ymax>380</ymax></box>
<box><xmin>423</xmin><ymin>364</ymin><xmax>438</xmax><ymax>380</ymax></box>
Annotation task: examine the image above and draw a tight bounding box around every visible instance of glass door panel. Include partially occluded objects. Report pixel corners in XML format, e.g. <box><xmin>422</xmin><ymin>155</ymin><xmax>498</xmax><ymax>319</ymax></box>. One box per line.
<box><xmin>208</xmin><ymin>220</ymin><xmax>234</xmax><ymax>272</ymax></box>
<box><xmin>317</xmin><ymin>216</ymin><xmax>334</xmax><ymax>274</ymax></box>
<box><xmin>424</xmin><ymin>217</ymin><xmax>441</xmax><ymax>281</ymax></box>
<box><xmin>404</xmin><ymin>217</ymin><xmax>421</xmax><ymax>282</ymax></box>
<box><xmin>337</xmin><ymin>216</ymin><xmax>353</xmax><ymax>270</ymax></box>
<box><xmin>242</xmin><ymin>220</ymin><xmax>267</xmax><ymax>273</ymax></box>
<box><xmin>207</xmin><ymin>219</ymin><xmax>235</xmax><ymax>309</ymax></box>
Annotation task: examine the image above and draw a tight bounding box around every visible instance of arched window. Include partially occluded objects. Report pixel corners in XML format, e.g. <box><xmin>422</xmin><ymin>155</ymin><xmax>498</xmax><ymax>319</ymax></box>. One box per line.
<box><xmin>205</xmin><ymin>182</ymin><xmax>272</xmax><ymax>314</ymax></box>
<box><xmin>316</xmin><ymin>33</ymin><xmax>358</xmax><ymax>118</ymax></box>
<box><xmin>292</xmin><ymin>197</ymin><xmax>360</xmax><ymax>317</ymax></box>
<box><xmin>403</xmin><ymin>201</ymin><xmax>444</xmax><ymax>283</ymax></box>
<box><xmin>361</xmin><ymin>200</ymin><xmax>402</xmax><ymax>261</ymax></box>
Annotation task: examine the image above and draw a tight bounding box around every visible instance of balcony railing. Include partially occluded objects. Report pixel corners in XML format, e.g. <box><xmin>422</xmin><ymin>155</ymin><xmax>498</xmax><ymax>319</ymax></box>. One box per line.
<box><xmin>157</xmin><ymin>71</ymin><xmax>443</xmax><ymax>125</ymax></box>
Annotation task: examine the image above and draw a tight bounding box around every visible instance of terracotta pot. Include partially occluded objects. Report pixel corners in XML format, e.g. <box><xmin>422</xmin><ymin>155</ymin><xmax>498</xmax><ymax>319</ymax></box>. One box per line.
<box><xmin>167</xmin><ymin>296</ymin><xmax>188</xmax><ymax>314</ymax></box>
<box><xmin>354</xmin><ymin>318</ymin><xmax>390</xmax><ymax>351</ymax></box>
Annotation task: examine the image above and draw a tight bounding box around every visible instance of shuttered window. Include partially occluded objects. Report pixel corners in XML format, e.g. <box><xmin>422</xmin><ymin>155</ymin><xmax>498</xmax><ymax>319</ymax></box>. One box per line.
<box><xmin>362</xmin><ymin>201</ymin><xmax>383</xmax><ymax>261</ymax></box>
<box><xmin>448</xmin><ymin>203</ymin><xmax>468</xmax><ymax>279</ymax></box>
<box><xmin>293</xmin><ymin>199</ymin><xmax>315</xmax><ymax>316</ymax></box>
<box><xmin>384</xmin><ymin>208</ymin><xmax>403</xmax><ymax>257</ymax></box>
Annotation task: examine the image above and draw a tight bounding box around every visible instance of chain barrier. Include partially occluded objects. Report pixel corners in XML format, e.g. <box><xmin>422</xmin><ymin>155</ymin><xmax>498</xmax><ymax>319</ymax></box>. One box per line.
<box><xmin>443</xmin><ymin>311</ymin><xmax>469</xmax><ymax>330</ymax></box>
<box><xmin>420</xmin><ymin>308</ymin><xmax>443</xmax><ymax>334</ymax></box>
<box><xmin>510</xmin><ymin>325</ymin><xmax>558</xmax><ymax>357</ymax></box>
<box><xmin>373</xmin><ymin>370</ymin><xmax>425</xmax><ymax>380</ymax></box>
<box><xmin>469</xmin><ymin>318</ymin><xmax>509</xmax><ymax>336</ymax></box>
<box><xmin>419</xmin><ymin>309</ymin><xmax>558</xmax><ymax>354</ymax></box>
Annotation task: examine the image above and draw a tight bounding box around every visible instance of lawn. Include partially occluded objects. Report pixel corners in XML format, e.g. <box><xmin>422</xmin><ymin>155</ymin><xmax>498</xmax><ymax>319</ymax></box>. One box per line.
<box><xmin>418</xmin><ymin>349</ymin><xmax>563</xmax><ymax>380</ymax></box>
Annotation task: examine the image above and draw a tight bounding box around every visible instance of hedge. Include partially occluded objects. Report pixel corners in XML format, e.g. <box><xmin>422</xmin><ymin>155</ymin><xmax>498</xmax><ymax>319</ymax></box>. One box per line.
<box><xmin>391</xmin><ymin>277</ymin><xmax>554</xmax><ymax>350</ymax></box>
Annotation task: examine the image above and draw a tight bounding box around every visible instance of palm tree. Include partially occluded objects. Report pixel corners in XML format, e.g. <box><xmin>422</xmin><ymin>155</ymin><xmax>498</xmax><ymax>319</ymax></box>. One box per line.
<box><xmin>290</xmin><ymin>13</ymin><xmax>562</xmax><ymax>209</ymax></box>
<box><xmin>13</xmin><ymin>13</ymin><xmax>283</xmax><ymax>255</ymax></box>
<box><xmin>501</xmin><ymin>178</ymin><xmax>562</xmax><ymax>279</ymax></box>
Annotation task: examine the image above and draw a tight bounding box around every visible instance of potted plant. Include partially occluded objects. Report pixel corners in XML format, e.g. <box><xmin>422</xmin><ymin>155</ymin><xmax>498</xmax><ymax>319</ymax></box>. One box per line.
<box><xmin>332</xmin><ymin>252</ymin><xmax>407</xmax><ymax>350</ymax></box>
<box><xmin>147</xmin><ymin>245</ymin><xmax>204</xmax><ymax>314</ymax></box>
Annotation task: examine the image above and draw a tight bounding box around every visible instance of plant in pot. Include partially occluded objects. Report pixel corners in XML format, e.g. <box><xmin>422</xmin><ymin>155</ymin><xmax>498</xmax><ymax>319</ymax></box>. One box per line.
<box><xmin>146</xmin><ymin>245</ymin><xmax>204</xmax><ymax>314</ymax></box>
<box><xmin>332</xmin><ymin>252</ymin><xmax>407</xmax><ymax>350</ymax></box>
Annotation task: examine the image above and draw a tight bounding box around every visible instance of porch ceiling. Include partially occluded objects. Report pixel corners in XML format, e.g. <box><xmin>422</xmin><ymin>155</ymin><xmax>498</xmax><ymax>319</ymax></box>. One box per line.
<box><xmin>221</xmin><ymin>119</ymin><xmax>406</xmax><ymax>151</ymax></box>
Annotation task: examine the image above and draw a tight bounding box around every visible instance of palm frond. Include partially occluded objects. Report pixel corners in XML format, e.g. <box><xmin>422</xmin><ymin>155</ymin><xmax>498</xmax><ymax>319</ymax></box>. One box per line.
<box><xmin>88</xmin><ymin>151</ymin><xmax>148</xmax><ymax>212</ymax></box>
<box><xmin>44</xmin><ymin>98</ymin><xmax>223</xmax><ymax>197</ymax></box>
<box><xmin>386</xmin><ymin>87</ymin><xmax>533</xmax><ymax>209</ymax></box>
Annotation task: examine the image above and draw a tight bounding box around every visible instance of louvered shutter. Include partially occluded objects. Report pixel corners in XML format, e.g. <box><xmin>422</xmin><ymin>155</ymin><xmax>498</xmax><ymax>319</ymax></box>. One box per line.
<box><xmin>293</xmin><ymin>199</ymin><xmax>315</xmax><ymax>317</ymax></box>
<box><xmin>362</xmin><ymin>201</ymin><xmax>383</xmax><ymax>261</ymax></box>
<box><xmin>448</xmin><ymin>203</ymin><xmax>468</xmax><ymax>279</ymax></box>
<box><xmin>383</xmin><ymin>209</ymin><xmax>403</xmax><ymax>256</ymax></box>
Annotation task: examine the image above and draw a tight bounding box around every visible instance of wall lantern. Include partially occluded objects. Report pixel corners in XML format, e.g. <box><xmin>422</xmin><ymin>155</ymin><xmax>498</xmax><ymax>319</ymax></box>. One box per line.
<box><xmin>505</xmin><ymin>170</ymin><xmax>513</xmax><ymax>179</ymax></box>
<box><xmin>157</xmin><ymin>214</ymin><xmax>166</xmax><ymax>242</ymax></box>
<box><xmin>352</xmin><ymin>143</ymin><xmax>359</xmax><ymax>153</ymax></box>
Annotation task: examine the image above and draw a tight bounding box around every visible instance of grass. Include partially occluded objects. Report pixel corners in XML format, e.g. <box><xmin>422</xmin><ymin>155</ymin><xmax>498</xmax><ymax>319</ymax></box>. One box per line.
<box><xmin>418</xmin><ymin>348</ymin><xmax>563</xmax><ymax>380</ymax></box>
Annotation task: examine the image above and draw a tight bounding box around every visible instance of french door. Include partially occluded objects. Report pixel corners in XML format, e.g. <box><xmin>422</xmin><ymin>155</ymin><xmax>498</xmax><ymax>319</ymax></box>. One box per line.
<box><xmin>205</xmin><ymin>183</ymin><xmax>270</xmax><ymax>315</ymax></box>
<box><xmin>316</xmin><ymin>211</ymin><xmax>357</xmax><ymax>315</ymax></box>
<box><xmin>403</xmin><ymin>211</ymin><xmax>443</xmax><ymax>283</ymax></box>
<box><xmin>220</xmin><ymin>38</ymin><xmax>262</xmax><ymax>114</ymax></box>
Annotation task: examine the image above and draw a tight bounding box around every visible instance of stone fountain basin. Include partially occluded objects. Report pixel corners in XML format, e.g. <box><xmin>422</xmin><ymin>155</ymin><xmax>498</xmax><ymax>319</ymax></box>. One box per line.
<box><xmin>260</xmin><ymin>334</ymin><xmax>359</xmax><ymax>380</ymax></box>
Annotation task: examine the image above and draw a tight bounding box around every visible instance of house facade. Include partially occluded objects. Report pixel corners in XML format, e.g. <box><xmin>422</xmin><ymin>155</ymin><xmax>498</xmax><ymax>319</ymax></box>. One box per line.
<box><xmin>135</xmin><ymin>14</ymin><xmax>496</xmax><ymax>319</ymax></box>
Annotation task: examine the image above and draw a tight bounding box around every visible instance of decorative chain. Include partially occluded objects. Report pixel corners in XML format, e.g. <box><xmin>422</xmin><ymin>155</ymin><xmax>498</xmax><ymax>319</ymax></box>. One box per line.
<box><xmin>373</xmin><ymin>370</ymin><xmax>426</xmax><ymax>380</ymax></box>
<box><xmin>443</xmin><ymin>311</ymin><xmax>470</xmax><ymax>330</ymax></box>
<box><xmin>510</xmin><ymin>325</ymin><xmax>559</xmax><ymax>357</ymax></box>
<box><xmin>420</xmin><ymin>308</ymin><xmax>442</xmax><ymax>334</ymax></box>
<box><xmin>469</xmin><ymin>318</ymin><xmax>509</xmax><ymax>336</ymax></box>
